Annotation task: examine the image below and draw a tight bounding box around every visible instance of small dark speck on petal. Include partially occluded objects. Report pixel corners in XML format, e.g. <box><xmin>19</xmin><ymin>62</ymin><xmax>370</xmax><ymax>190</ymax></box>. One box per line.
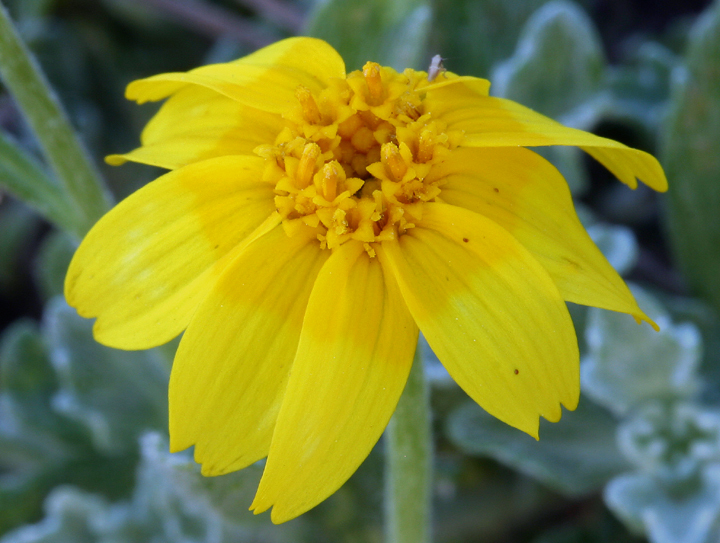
<box><xmin>494</xmin><ymin>187</ymin><xmax>499</xmax><ymax>193</ymax></box>
<box><xmin>514</xmin><ymin>369</ymin><xmax>519</xmax><ymax>375</ymax></box>
<box><xmin>463</xmin><ymin>238</ymin><xmax>469</xmax><ymax>243</ymax></box>
<box><xmin>214</xmin><ymin>245</ymin><xmax>219</xmax><ymax>249</ymax></box>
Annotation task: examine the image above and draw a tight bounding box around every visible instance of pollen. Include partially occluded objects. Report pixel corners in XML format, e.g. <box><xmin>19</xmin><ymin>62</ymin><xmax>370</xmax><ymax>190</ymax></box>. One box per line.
<box><xmin>257</xmin><ymin>63</ymin><xmax>464</xmax><ymax>255</ymax></box>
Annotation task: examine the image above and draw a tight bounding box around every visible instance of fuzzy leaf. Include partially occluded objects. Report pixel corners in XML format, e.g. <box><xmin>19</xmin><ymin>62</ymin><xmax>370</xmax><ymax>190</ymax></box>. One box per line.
<box><xmin>582</xmin><ymin>285</ymin><xmax>702</xmax><ymax>415</ymax></box>
<box><xmin>606</xmin><ymin>464</ymin><xmax>720</xmax><ymax>543</ymax></box>
<box><xmin>0</xmin><ymin>487</ymin><xmax>107</xmax><ymax>543</ymax></box>
<box><xmin>429</xmin><ymin>0</ymin><xmax>553</xmax><ymax>77</ymax></box>
<box><xmin>43</xmin><ymin>298</ymin><xmax>169</xmax><ymax>453</ymax></box>
<box><xmin>491</xmin><ymin>1</ymin><xmax>606</xmax><ymax>196</ymax></box>
<box><xmin>446</xmin><ymin>397</ymin><xmax>628</xmax><ymax>496</ymax></box>
<box><xmin>491</xmin><ymin>0</ymin><xmax>605</xmax><ymax>117</ymax></box>
<box><xmin>617</xmin><ymin>402</ymin><xmax>720</xmax><ymax>479</ymax></box>
<box><xmin>605</xmin><ymin>42</ymin><xmax>677</xmax><ymax>135</ymax></box>
<box><xmin>0</xmin><ymin>131</ymin><xmax>77</xmax><ymax>233</ymax></box>
<box><xmin>663</xmin><ymin>2</ymin><xmax>720</xmax><ymax>315</ymax></box>
<box><xmin>305</xmin><ymin>0</ymin><xmax>431</xmax><ymax>71</ymax></box>
<box><xmin>587</xmin><ymin>223</ymin><xmax>639</xmax><ymax>277</ymax></box>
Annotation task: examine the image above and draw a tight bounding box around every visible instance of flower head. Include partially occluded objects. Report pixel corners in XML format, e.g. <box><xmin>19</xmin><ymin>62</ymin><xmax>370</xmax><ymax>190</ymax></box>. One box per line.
<box><xmin>65</xmin><ymin>37</ymin><xmax>667</xmax><ymax>523</ymax></box>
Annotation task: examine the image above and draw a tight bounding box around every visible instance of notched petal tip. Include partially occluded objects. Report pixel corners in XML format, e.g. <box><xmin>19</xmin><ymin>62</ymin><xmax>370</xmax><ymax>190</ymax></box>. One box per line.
<box><xmin>525</xmin><ymin>422</ymin><xmax>540</xmax><ymax>441</ymax></box>
<box><xmin>249</xmin><ymin>493</ymin><xmax>271</xmax><ymax>516</ymax></box>
<box><xmin>199</xmin><ymin>463</ymin><xmax>222</xmax><ymax>477</ymax></box>
<box><xmin>533</xmin><ymin>400</ymin><xmax>579</xmax><ymax>441</ymax></box>
<box><xmin>248</xmin><ymin>501</ymin><xmax>290</xmax><ymax>525</ymax></box>
<box><xmin>249</xmin><ymin>498</ymin><xmax>299</xmax><ymax>525</ymax></box>
<box><xmin>634</xmin><ymin>313</ymin><xmax>660</xmax><ymax>332</ymax></box>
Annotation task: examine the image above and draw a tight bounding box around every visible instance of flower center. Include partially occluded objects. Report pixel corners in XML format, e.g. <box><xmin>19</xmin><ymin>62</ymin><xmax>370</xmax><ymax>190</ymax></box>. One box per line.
<box><xmin>255</xmin><ymin>62</ymin><xmax>462</xmax><ymax>256</ymax></box>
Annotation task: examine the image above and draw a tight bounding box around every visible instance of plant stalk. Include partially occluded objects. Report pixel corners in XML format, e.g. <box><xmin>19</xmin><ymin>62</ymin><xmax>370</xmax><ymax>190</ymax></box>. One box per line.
<box><xmin>385</xmin><ymin>347</ymin><xmax>433</xmax><ymax>543</ymax></box>
<box><xmin>0</xmin><ymin>2</ymin><xmax>112</xmax><ymax>236</ymax></box>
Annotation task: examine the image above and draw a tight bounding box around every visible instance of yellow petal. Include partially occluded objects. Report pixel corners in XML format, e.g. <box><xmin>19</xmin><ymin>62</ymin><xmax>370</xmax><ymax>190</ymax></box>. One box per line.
<box><xmin>64</xmin><ymin>156</ymin><xmax>276</xmax><ymax>350</ymax></box>
<box><xmin>107</xmin><ymin>86</ymin><xmax>284</xmax><ymax>169</ymax></box>
<box><xmin>378</xmin><ymin>203</ymin><xmax>579</xmax><ymax>438</ymax></box>
<box><xmin>432</xmin><ymin>146</ymin><xmax>654</xmax><ymax>325</ymax></box>
<box><xmin>169</xmin><ymin>225</ymin><xmax>329</xmax><ymax>473</ymax></box>
<box><xmin>424</xmin><ymin>82</ymin><xmax>667</xmax><ymax>192</ymax></box>
<box><xmin>422</xmin><ymin>74</ymin><xmax>490</xmax><ymax>96</ymax></box>
<box><xmin>251</xmin><ymin>241</ymin><xmax>417</xmax><ymax>523</ymax></box>
<box><xmin>126</xmin><ymin>37</ymin><xmax>346</xmax><ymax>114</ymax></box>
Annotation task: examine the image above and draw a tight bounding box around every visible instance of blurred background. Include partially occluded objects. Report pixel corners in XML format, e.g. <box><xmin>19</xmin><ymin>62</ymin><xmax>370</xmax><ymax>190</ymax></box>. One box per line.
<box><xmin>1</xmin><ymin>0</ymin><xmax>720</xmax><ymax>541</ymax></box>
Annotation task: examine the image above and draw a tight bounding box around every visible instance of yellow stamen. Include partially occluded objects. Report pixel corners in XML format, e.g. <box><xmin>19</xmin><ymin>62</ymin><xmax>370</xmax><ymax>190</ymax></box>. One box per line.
<box><xmin>319</xmin><ymin>161</ymin><xmax>342</xmax><ymax>202</ymax></box>
<box><xmin>295</xmin><ymin>86</ymin><xmax>322</xmax><ymax>124</ymax></box>
<box><xmin>263</xmin><ymin>62</ymin><xmax>458</xmax><ymax>254</ymax></box>
<box><xmin>381</xmin><ymin>142</ymin><xmax>408</xmax><ymax>182</ymax></box>
<box><xmin>362</xmin><ymin>62</ymin><xmax>384</xmax><ymax>105</ymax></box>
<box><xmin>417</xmin><ymin>129</ymin><xmax>435</xmax><ymax>163</ymax></box>
<box><xmin>296</xmin><ymin>143</ymin><xmax>321</xmax><ymax>189</ymax></box>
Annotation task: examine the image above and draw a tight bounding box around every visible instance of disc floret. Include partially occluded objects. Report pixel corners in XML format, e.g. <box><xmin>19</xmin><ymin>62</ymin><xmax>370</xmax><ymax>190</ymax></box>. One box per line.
<box><xmin>256</xmin><ymin>61</ymin><xmax>463</xmax><ymax>255</ymax></box>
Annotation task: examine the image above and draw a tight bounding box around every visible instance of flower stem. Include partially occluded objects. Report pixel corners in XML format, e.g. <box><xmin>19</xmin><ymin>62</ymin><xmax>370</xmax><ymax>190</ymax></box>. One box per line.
<box><xmin>385</xmin><ymin>347</ymin><xmax>433</xmax><ymax>543</ymax></box>
<box><xmin>0</xmin><ymin>2</ymin><xmax>112</xmax><ymax>236</ymax></box>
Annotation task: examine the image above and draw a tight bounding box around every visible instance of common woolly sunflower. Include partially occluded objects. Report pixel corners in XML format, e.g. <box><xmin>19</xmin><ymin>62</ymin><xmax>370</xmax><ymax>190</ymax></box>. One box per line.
<box><xmin>65</xmin><ymin>37</ymin><xmax>667</xmax><ymax>523</ymax></box>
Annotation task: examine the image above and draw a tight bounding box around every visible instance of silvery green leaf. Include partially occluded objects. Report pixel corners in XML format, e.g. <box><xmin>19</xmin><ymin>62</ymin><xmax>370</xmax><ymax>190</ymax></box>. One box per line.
<box><xmin>0</xmin><ymin>319</ymin><xmax>130</xmax><ymax>535</ymax></box>
<box><xmin>97</xmin><ymin>433</ymin><xmax>227</xmax><ymax>543</ymax></box>
<box><xmin>382</xmin><ymin>5</ymin><xmax>432</xmax><ymax>72</ymax></box>
<box><xmin>101</xmin><ymin>433</ymin><xmax>296</xmax><ymax>543</ymax></box>
<box><xmin>490</xmin><ymin>0</ymin><xmax>606</xmax><ymax>196</ymax></box>
<box><xmin>534</xmin><ymin>146</ymin><xmax>589</xmax><ymax>196</ymax></box>
<box><xmin>586</xmin><ymin>223</ymin><xmax>639</xmax><ymax>276</ymax></box>
<box><xmin>663</xmin><ymin>1</ymin><xmax>720</xmax><ymax>314</ymax></box>
<box><xmin>0</xmin><ymin>319</ymin><xmax>78</xmax><ymax>468</ymax></box>
<box><xmin>446</xmin><ymin>398</ymin><xmax>628</xmax><ymax>496</ymax></box>
<box><xmin>429</xmin><ymin>0</ymin><xmax>552</xmax><ymax>77</ymax></box>
<box><xmin>582</xmin><ymin>285</ymin><xmax>702</xmax><ymax>416</ymax></box>
<box><xmin>43</xmin><ymin>298</ymin><xmax>168</xmax><ymax>453</ymax></box>
<box><xmin>305</xmin><ymin>0</ymin><xmax>431</xmax><ymax>71</ymax></box>
<box><xmin>0</xmin><ymin>132</ymin><xmax>76</xmax><ymax>234</ymax></box>
<box><xmin>0</xmin><ymin>486</ymin><xmax>108</xmax><ymax>543</ymax></box>
<box><xmin>661</xmin><ymin>295</ymin><xmax>720</xmax><ymax>403</ymax></box>
<box><xmin>433</xmin><ymin>469</ymin><xmax>558</xmax><ymax>542</ymax></box>
<box><xmin>617</xmin><ymin>402</ymin><xmax>720</xmax><ymax>480</ymax></box>
<box><xmin>491</xmin><ymin>0</ymin><xmax>605</xmax><ymax>117</ymax></box>
<box><xmin>0</xmin><ymin>319</ymin><xmax>55</xmax><ymax>427</ymax></box>
<box><xmin>573</xmin><ymin>201</ymin><xmax>597</xmax><ymax>229</ymax></box>
<box><xmin>604</xmin><ymin>42</ymin><xmax>677</xmax><ymax>134</ymax></box>
<box><xmin>0</xmin><ymin>432</ymin><xmax>295</xmax><ymax>543</ymax></box>
<box><xmin>605</xmin><ymin>464</ymin><xmax>720</xmax><ymax>543</ymax></box>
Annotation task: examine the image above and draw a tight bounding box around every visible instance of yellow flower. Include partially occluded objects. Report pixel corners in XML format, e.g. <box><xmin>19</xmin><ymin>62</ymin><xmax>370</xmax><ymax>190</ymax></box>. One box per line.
<box><xmin>65</xmin><ymin>37</ymin><xmax>667</xmax><ymax>523</ymax></box>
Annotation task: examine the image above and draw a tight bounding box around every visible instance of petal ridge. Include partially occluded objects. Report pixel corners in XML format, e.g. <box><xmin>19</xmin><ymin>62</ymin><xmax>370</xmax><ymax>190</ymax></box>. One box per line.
<box><xmin>431</xmin><ymin>146</ymin><xmax>655</xmax><ymax>326</ymax></box>
<box><xmin>251</xmin><ymin>241</ymin><xmax>417</xmax><ymax>522</ymax></box>
<box><xmin>424</xmin><ymin>83</ymin><xmax>667</xmax><ymax>192</ymax></box>
<box><xmin>378</xmin><ymin>203</ymin><xmax>579</xmax><ymax>438</ymax></box>
<box><xmin>169</xmin><ymin>225</ymin><xmax>328</xmax><ymax>472</ymax></box>
<box><xmin>65</xmin><ymin>156</ymin><xmax>275</xmax><ymax>349</ymax></box>
<box><xmin>126</xmin><ymin>37</ymin><xmax>346</xmax><ymax>114</ymax></box>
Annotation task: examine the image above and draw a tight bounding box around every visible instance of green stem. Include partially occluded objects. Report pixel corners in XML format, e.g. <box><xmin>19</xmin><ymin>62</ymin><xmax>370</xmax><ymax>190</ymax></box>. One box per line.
<box><xmin>0</xmin><ymin>130</ymin><xmax>78</xmax><ymax>235</ymax></box>
<box><xmin>385</xmin><ymin>347</ymin><xmax>433</xmax><ymax>543</ymax></box>
<box><xmin>0</xmin><ymin>2</ymin><xmax>112</xmax><ymax>236</ymax></box>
